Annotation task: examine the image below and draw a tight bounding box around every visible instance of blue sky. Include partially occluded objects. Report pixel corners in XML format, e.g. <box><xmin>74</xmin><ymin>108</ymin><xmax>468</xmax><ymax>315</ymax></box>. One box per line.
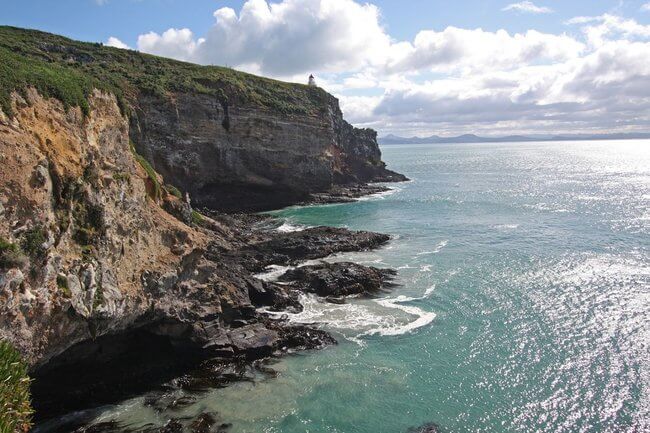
<box><xmin>3</xmin><ymin>0</ymin><xmax>650</xmax><ymax>136</ymax></box>
<box><xmin>4</xmin><ymin>1</ymin><xmax>645</xmax><ymax>47</ymax></box>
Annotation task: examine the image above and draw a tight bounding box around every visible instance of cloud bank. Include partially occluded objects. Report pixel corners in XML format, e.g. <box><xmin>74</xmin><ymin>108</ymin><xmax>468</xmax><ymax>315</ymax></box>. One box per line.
<box><xmin>107</xmin><ymin>0</ymin><xmax>650</xmax><ymax>136</ymax></box>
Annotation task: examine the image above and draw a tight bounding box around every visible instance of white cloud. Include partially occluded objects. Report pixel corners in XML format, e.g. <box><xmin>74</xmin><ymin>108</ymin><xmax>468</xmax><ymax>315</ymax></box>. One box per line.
<box><xmin>138</xmin><ymin>0</ymin><xmax>391</xmax><ymax>75</ymax></box>
<box><xmin>566</xmin><ymin>14</ymin><xmax>650</xmax><ymax>46</ymax></box>
<box><xmin>502</xmin><ymin>1</ymin><xmax>553</xmax><ymax>14</ymax></box>
<box><xmin>138</xmin><ymin>28</ymin><xmax>202</xmax><ymax>62</ymax></box>
<box><xmin>642</xmin><ymin>2</ymin><xmax>650</xmax><ymax>12</ymax></box>
<box><xmin>385</xmin><ymin>27</ymin><xmax>583</xmax><ymax>74</ymax></box>
<box><xmin>370</xmin><ymin>36</ymin><xmax>650</xmax><ymax>135</ymax></box>
<box><xmin>105</xmin><ymin>37</ymin><xmax>130</xmax><ymax>50</ymax></box>
<box><xmin>124</xmin><ymin>0</ymin><xmax>650</xmax><ymax>136</ymax></box>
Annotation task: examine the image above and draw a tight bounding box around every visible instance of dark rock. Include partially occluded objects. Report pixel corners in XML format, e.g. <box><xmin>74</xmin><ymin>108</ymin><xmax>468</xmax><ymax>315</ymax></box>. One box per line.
<box><xmin>227</xmin><ymin>323</ymin><xmax>279</xmax><ymax>358</ymax></box>
<box><xmin>267</xmin><ymin>321</ymin><xmax>337</xmax><ymax>351</ymax></box>
<box><xmin>307</xmin><ymin>183</ymin><xmax>398</xmax><ymax>205</ymax></box>
<box><xmin>233</xmin><ymin>226</ymin><xmax>390</xmax><ymax>272</ymax></box>
<box><xmin>407</xmin><ymin>423</ymin><xmax>442</xmax><ymax>433</ymax></box>
<box><xmin>189</xmin><ymin>413</ymin><xmax>216</xmax><ymax>433</ymax></box>
<box><xmin>247</xmin><ymin>280</ymin><xmax>302</xmax><ymax>312</ymax></box>
<box><xmin>279</xmin><ymin>262</ymin><xmax>397</xmax><ymax>298</ymax></box>
<box><xmin>159</xmin><ymin>419</ymin><xmax>184</xmax><ymax>433</ymax></box>
<box><xmin>171</xmin><ymin>358</ymin><xmax>263</xmax><ymax>393</ymax></box>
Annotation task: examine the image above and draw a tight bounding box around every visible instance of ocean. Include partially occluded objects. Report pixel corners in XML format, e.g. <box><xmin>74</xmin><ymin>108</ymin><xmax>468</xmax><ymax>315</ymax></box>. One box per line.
<box><xmin>42</xmin><ymin>140</ymin><xmax>650</xmax><ymax>433</ymax></box>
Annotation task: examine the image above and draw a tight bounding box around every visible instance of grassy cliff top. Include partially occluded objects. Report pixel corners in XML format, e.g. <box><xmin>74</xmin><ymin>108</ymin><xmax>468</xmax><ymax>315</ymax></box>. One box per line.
<box><xmin>0</xmin><ymin>26</ymin><xmax>330</xmax><ymax>118</ymax></box>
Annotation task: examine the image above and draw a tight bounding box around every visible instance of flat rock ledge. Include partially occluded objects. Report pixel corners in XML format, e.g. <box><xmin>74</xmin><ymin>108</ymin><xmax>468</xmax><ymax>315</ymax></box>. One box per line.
<box><xmin>229</xmin><ymin>226</ymin><xmax>391</xmax><ymax>272</ymax></box>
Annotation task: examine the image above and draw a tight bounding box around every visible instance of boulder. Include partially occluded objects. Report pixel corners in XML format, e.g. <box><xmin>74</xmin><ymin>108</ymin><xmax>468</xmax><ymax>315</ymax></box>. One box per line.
<box><xmin>227</xmin><ymin>323</ymin><xmax>279</xmax><ymax>358</ymax></box>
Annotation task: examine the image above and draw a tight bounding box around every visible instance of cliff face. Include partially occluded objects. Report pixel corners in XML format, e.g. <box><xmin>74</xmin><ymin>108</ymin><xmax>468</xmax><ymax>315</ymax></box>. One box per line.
<box><xmin>131</xmin><ymin>92</ymin><xmax>403</xmax><ymax>211</ymax></box>
<box><xmin>0</xmin><ymin>90</ymin><xmax>216</xmax><ymax>367</ymax></box>
<box><xmin>0</xmin><ymin>26</ymin><xmax>404</xmax><ymax>211</ymax></box>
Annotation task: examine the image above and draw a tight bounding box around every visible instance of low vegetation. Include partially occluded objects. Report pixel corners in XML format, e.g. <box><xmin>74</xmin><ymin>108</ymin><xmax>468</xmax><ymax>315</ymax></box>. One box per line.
<box><xmin>56</xmin><ymin>274</ymin><xmax>72</xmax><ymax>298</ymax></box>
<box><xmin>72</xmin><ymin>200</ymin><xmax>104</xmax><ymax>247</ymax></box>
<box><xmin>20</xmin><ymin>227</ymin><xmax>46</xmax><ymax>259</ymax></box>
<box><xmin>0</xmin><ymin>26</ymin><xmax>329</xmax><ymax>118</ymax></box>
<box><xmin>0</xmin><ymin>340</ymin><xmax>32</xmax><ymax>433</ymax></box>
<box><xmin>191</xmin><ymin>210</ymin><xmax>205</xmax><ymax>226</ymax></box>
<box><xmin>0</xmin><ymin>237</ymin><xmax>28</xmax><ymax>269</ymax></box>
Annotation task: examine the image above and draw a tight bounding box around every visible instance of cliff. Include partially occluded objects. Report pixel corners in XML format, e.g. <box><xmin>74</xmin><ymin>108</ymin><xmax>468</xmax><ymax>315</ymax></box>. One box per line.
<box><xmin>0</xmin><ymin>26</ymin><xmax>405</xmax><ymax>211</ymax></box>
<box><xmin>0</xmin><ymin>26</ymin><xmax>404</xmax><ymax>423</ymax></box>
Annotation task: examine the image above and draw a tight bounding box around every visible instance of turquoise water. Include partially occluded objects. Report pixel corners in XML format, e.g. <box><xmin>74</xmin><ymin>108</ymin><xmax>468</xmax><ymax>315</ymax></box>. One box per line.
<box><xmin>56</xmin><ymin>141</ymin><xmax>650</xmax><ymax>432</ymax></box>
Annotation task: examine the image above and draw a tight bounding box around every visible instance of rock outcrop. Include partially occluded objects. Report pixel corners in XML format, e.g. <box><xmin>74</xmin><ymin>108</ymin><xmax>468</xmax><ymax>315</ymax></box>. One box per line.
<box><xmin>279</xmin><ymin>262</ymin><xmax>397</xmax><ymax>298</ymax></box>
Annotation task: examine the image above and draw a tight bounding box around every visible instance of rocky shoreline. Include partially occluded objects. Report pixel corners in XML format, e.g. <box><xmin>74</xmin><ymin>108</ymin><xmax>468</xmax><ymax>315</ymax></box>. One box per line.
<box><xmin>31</xmin><ymin>186</ymin><xmax>401</xmax><ymax>433</ymax></box>
<box><xmin>0</xmin><ymin>29</ymin><xmax>411</xmax><ymax>432</ymax></box>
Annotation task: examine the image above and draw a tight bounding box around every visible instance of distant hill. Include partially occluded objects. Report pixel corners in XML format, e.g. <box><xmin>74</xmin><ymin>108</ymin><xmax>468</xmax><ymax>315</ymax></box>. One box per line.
<box><xmin>379</xmin><ymin>132</ymin><xmax>650</xmax><ymax>145</ymax></box>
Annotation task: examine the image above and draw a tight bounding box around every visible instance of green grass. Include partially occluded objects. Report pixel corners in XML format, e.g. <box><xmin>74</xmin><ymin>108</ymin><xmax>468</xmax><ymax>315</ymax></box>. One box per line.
<box><xmin>0</xmin><ymin>26</ymin><xmax>330</xmax><ymax>118</ymax></box>
<box><xmin>191</xmin><ymin>210</ymin><xmax>205</xmax><ymax>226</ymax></box>
<box><xmin>0</xmin><ymin>340</ymin><xmax>32</xmax><ymax>433</ymax></box>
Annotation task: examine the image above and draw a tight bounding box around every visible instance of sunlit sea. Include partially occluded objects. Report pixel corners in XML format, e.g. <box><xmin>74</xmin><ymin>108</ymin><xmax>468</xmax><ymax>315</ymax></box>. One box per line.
<box><xmin>42</xmin><ymin>140</ymin><xmax>650</xmax><ymax>433</ymax></box>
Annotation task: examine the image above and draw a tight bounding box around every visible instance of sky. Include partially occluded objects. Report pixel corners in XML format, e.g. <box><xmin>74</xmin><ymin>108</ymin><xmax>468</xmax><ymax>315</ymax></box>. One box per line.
<box><xmin>3</xmin><ymin>0</ymin><xmax>650</xmax><ymax>137</ymax></box>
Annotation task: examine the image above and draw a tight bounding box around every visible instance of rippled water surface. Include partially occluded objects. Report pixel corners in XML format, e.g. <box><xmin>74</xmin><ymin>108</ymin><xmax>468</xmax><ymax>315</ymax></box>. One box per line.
<box><xmin>51</xmin><ymin>141</ymin><xmax>650</xmax><ymax>432</ymax></box>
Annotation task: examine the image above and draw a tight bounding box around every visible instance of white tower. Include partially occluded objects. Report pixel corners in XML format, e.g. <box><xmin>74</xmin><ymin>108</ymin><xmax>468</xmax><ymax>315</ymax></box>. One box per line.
<box><xmin>308</xmin><ymin>74</ymin><xmax>316</xmax><ymax>86</ymax></box>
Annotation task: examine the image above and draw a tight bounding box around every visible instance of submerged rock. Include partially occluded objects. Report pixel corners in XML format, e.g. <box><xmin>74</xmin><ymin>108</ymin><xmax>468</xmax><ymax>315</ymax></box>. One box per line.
<box><xmin>407</xmin><ymin>423</ymin><xmax>442</xmax><ymax>433</ymax></box>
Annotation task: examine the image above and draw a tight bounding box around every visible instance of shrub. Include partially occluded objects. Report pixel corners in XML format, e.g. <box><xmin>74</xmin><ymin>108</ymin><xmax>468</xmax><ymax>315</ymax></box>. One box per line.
<box><xmin>20</xmin><ymin>227</ymin><xmax>46</xmax><ymax>259</ymax></box>
<box><xmin>72</xmin><ymin>200</ymin><xmax>104</xmax><ymax>247</ymax></box>
<box><xmin>0</xmin><ymin>237</ymin><xmax>27</xmax><ymax>269</ymax></box>
<box><xmin>0</xmin><ymin>340</ymin><xmax>32</xmax><ymax>433</ymax></box>
<box><xmin>191</xmin><ymin>210</ymin><xmax>204</xmax><ymax>226</ymax></box>
<box><xmin>56</xmin><ymin>274</ymin><xmax>71</xmax><ymax>298</ymax></box>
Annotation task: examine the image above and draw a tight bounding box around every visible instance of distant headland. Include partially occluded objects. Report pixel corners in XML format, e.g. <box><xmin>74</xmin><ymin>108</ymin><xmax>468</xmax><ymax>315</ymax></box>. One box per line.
<box><xmin>379</xmin><ymin>132</ymin><xmax>650</xmax><ymax>145</ymax></box>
